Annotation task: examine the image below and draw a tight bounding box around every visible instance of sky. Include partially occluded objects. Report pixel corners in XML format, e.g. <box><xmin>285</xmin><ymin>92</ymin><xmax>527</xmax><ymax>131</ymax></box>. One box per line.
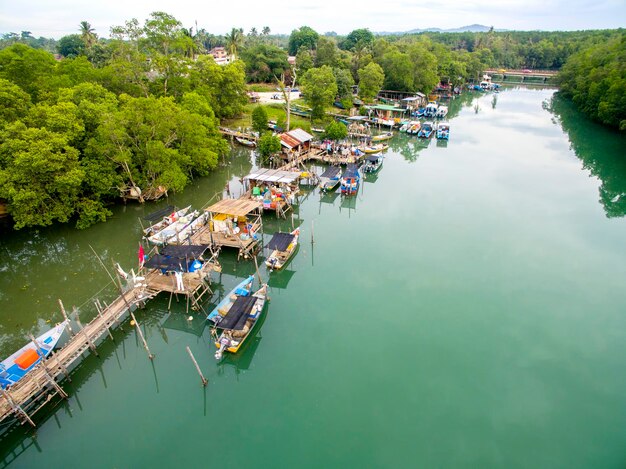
<box><xmin>0</xmin><ymin>0</ymin><xmax>624</xmax><ymax>38</ymax></box>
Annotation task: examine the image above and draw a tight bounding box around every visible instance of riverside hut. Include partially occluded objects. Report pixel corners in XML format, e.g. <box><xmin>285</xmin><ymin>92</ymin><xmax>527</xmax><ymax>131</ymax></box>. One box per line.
<box><xmin>192</xmin><ymin>198</ymin><xmax>263</xmax><ymax>260</ymax></box>
<box><xmin>244</xmin><ymin>168</ymin><xmax>301</xmax><ymax>218</ymax></box>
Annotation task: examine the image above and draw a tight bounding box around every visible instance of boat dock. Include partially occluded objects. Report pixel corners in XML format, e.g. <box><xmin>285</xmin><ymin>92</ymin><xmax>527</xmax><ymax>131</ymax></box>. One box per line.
<box><xmin>218</xmin><ymin>127</ymin><xmax>258</xmax><ymax>142</ymax></box>
<box><xmin>0</xmin><ymin>285</ymin><xmax>155</xmax><ymax>427</ymax></box>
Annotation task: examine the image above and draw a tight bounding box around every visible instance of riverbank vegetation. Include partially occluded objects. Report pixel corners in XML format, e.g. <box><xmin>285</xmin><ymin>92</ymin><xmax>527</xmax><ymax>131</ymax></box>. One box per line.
<box><xmin>0</xmin><ymin>15</ymin><xmax>623</xmax><ymax>229</ymax></box>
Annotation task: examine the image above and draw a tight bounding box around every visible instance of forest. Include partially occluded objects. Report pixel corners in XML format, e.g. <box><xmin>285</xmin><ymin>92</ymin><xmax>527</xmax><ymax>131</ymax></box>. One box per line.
<box><xmin>0</xmin><ymin>15</ymin><xmax>623</xmax><ymax>229</ymax></box>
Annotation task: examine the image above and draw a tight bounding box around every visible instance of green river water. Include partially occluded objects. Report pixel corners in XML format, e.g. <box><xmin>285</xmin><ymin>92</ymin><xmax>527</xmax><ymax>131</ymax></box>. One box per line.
<box><xmin>1</xmin><ymin>87</ymin><xmax>626</xmax><ymax>468</ymax></box>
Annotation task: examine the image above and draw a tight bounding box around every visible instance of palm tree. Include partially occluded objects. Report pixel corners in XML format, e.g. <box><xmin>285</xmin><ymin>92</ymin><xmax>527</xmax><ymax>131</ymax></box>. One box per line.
<box><xmin>249</xmin><ymin>27</ymin><xmax>258</xmax><ymax>37</ymax></box>
<box><xmin>79</xmin><ymin>21</ymin><xmax>97</xmax><ymax>49</ymax></box>
<box><xmin>225</xmin><ymin>27</ymin><xmax>244</xmax><ymax>61</ymax></box>
<box><xmin>262</xmin><ymin>26</ymin><xmax>270</xmax><ymax>36</ymax></box>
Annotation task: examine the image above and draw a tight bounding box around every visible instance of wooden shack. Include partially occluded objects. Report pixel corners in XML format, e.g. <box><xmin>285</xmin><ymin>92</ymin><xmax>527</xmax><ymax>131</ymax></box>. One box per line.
<box><xmin>192</xmin><ymin>198</ymin><xmax>263</xmax><ymax>260</ymax></box>
<box><xmin>243</xmin><ymin>168</ymin><xmax>301</xmax><ymax>218</ymax></box>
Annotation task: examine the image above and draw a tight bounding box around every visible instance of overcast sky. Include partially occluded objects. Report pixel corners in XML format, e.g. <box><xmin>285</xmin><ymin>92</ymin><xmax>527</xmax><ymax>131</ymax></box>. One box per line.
<box><xmin>1</xmin><ymin>0</ymin><xmax>624</xmax><ymax>38</ymax></box>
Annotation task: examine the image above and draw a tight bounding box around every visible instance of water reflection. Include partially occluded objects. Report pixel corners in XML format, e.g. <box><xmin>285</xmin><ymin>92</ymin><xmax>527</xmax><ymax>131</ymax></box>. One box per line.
<box><xmin>549</xmin><ymin>95</ymin><xmax>626</xmax><ymax>218</ymax></box>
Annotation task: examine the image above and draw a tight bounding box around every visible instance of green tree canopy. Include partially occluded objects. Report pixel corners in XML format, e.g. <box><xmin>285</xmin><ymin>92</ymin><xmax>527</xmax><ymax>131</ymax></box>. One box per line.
<box><xmin>257</xmin><ymin>133</ymin><xmax>282</xmax><ymax>166</ymax></box>
<box><xmin>341</xmin><ymin>29</ymin><xmax>374</xmax><ymax>51</ymax></box>
<box><xmin>324</xmin><ymin>120</ymin><xmax>347</xmax><ymax>141</ymax></box>
<box><xmin>288</xmin><ymin>26</ymin><xmax>319</xmax><ymax>55</ymax></box>
<box><xmin>357</xmin><ymin>62</ymin><xmax>384</xmax><ymax>101</ymax></box>
<box><xmin>251</xmin><ymin>106</ymin><xmax>269</xmax><ymax>134</ymax></box>
<box><xmin>58</xmin><ymin>34</ymin><xmax>86</xmax><ymax>58</ymax></box>
<box><xmin>240</xmin><ymin>44</ymin><xmax>289</xmax><ymax>83</ymax></box>
<box><xmin>301</xmin><ymin>65</ymin><xmax>338</xmax><ymax>119</ymax></box>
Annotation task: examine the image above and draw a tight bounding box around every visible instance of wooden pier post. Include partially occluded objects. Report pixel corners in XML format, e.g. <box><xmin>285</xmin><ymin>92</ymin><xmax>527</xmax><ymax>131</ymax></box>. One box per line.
<box><xmin>1</xmin><ymin>388</ymin><xmax>35</xmax><ymax>428</ymax></box>
<box><xmin>130</xmin><ymin>312</ymin><xmax>154</xmax><ymax>360</ymax></box>
<box><xmin>253</xmin><ymin>255</ymin><xmax>263</xmax><ymax>285</ymax></box>
<box><xmin>74</xmin><ymin>308</ymin><xmax>99</xmax><ymax>356</ymax></box>
<box><xmin>58</xmin><ymin>299</ymin><xmax>74</xmax><ymax>336</ymax></box>
<box><xmin>311</xmin><ymin>220</ymin><xmax>315</xmax><ymax>245</ymax></box>
<box><xmin>94</xmin><ymin>300</ymin><xmax>114</xmax><ymax>341</ymax></box>
<box><xmin>28</xmin><ymin>334</ymin><xmax>68</xmax><ymax>398</ymax></box>
<box><xmin>186</xmin><ymin>346</ymin><xmax>208</xmax><ymax>386</ymax></box>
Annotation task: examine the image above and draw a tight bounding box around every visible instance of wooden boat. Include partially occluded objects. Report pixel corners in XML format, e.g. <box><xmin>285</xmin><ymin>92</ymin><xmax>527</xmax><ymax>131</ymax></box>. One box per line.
<box><xmin>207</xmin><ymin>276</ymin><xmax>254</xmax><ymax>324</ymax></box>
<box><xmin>143</xmin><ymin>206</ymin><xmax>190</xmax><ymax>236</ymax></box>
<box><xmin>340</xmin><ymin>164</ymin><xmax>360</xmax><ymax>195</ymax></box>
<box><xmin>318</xmin><ymin>166</ymin><xmax>342</xmax><ymax>192</ymax></box>
<box><xmin>363</xmin><ymin>154</ymin><xmax>383</xmax><ymax>173</ymax></box>
<box><xmin>1</xmin><ymin>321</ymin><xmax>68</xmax><ymax>389</ymax></box>
<box><xmin>265</xmin><ymin>228</ymin><xmax>300</xmax><ymax>270</ymax></box>
<box><xmin>147</xmin><ymin>210</ymin><xmax>199</xmax><ymax>245</ymax></box>
<box><xmin>213</xmin><ymin>283</ymin><xmax>268</xmax><ymax>360</ymax></box>
<box><xmin>235</xmin><ymin>136</ymin><xmax>256</xmax><ymax>147</ymax></box>
<box><xmin>436</xmin><ymin>123</ymin><xmax>450</xmax><ymax>140</ymax></box>
<box><xmin>418</xmin><ymin>121</ymin><xmax>434</xmax><ymax>138</ymax></box>
<box><xmin>371</xmin><ymin>132</ymin><xmax>393</xmax><ymax>142</ymax></box>
<box><xmin>363</xmin><ymin>143</ymin><xmax>388</xmax><ymax>154</ymax></box>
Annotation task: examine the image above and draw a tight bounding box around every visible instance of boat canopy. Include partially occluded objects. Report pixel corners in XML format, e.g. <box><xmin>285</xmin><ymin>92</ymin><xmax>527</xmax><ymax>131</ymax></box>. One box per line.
<box><xmin>161</xmin><ymin>244</ymin><xmax>209</xmax><ymax>259</ymax></box>
<box><xmin>267</xmin><ymin>232</ymin><xmax>296</xmax><ymax>252</ymax></box>
<box><xmin>144</xmin><ymin>254</ymin><xmax>188</xmax><ymax>272</ymax></box>
<box><xmin>365</xmin><ymin>155</ymin><xmax>382</xmax><ymax>163</ymax></box>
<box><xmin>144</xmin><ymin>205</ymin><xmax>175</xmax><ymax>222</ymax></box>
<box><xmin>342</xmin><ymin>164</ymin><xmax>360</xmax><ymax>179</ymax></box>
<box><xmin>320</xmin><ymin>166</ymin><xmax>341</xmax><ymax>178</ymax></box>
<box><xmin>216</xmin><ymin>295</ymin><xmax>258</xmax><ymax>330</ymax></box>
<box><xmin>205</xmin><ymin>198</ymin><xmax>262</xmax><ymax>217</ymax></box>
<box><xmin>244</xmin><ymin>168</ymin><xmax>301</xmax><ymax>184</ymax></box>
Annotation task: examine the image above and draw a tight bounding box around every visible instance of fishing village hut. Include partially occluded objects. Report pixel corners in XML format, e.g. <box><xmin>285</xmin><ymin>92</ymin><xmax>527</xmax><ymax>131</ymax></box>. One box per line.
<box><xmin>366</xmin><ymin>104</ymin><xmax>407</xmax><ymax>126</ymax></box>
<box><xmin>243</xmin><ymin>169</ymin><xmax>301</xmax><ymax>218</ymax></box>
<box><xmin>142</xmin><ymin>244</ymin><xmax>219</xmax><ymax>312</ymax></box>
<box><xmin>280</xmin><ymin>129</ymin><xmax>313</xmax><ymax>158</ymax></box>
<box><xmin>192</xmin><ymin>198</ymin><xmax>263</xmax><ymax>260</ymax></box>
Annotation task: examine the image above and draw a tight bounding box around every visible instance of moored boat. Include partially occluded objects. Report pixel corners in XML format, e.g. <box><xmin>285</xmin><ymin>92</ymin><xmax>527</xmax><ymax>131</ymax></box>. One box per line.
<box><xmin>435</xmin><ymin>105</ymin><xmax>448</xmax><ymax>118</ymax></box>
<box><xmin>371</xmin><ymin>132</ymin><xmax>393</xmax><ymax>142</ymax></box>
<box><xmin>340</xmin><ymin>164</ymin><xmax>360</xmax><ymax>195</ymax></box>
<box><xmin>319</xmin><ymin>166</ymin><xmax>342</xmax><ymax>192</ymax></box>
<box><xmin>407</xmin><ymin>121</ymin><xmax>421</xmax><ymax>135</ymax></box>
<box><xmin>265</xmin><ymin>228</ymin><xmax>300</xmax><ymax>270</ymax></box>
<box><xmin>213</xmin><ymin>283</ymin><xmax>268</xmax><ymax>360</ymax></box>
<box><xmin>143</xmin><ymin>206</ymin><xmax>191</xmax><ymax>236</ymax></box>
<box><xmin>235</xmin><ymin>136</ymin><xmax>256</xmax><ymax>147</ymax></box>
<box><xmin>424</xmin><ymin>102</ymin><xmax>438</xmax><ymax>118</ymax></box>
<box><xmin>363</xmin><ymin>154</ymin><xmax>383</xmax><ymax>173</ymax></box>
<box><xmin>1</xmin><ymin>321</ymin><xmax>69</xmax><ymax>389</ymax></box>
<box><xmin>363</xmin><ymin>143</ymin><xmax>388</xmax><ymax>154</ymax></box>
<box><xmin>418</xmin><ymin>121</ymin><xmax>434</xmax><ymax>138</ymax></box>
<box><xmin>436</xmin><ymin>123</ymin><xmax>450</xmax><ymax>140</ymax></box>
<box><xmin>147</xmin><ymin>210</ymin><xmax>200</xmax><ymax>245</ymax></box>
<box><xmin>207</xmin><ymin>276</ymin><xmax>254</xmax><ymax>324</ymax></box>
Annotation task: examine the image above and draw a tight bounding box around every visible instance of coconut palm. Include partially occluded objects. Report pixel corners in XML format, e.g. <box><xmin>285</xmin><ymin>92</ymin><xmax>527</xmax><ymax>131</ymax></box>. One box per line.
<box><xmin>262</xmin><ymin>26</ymin><xmax>271</xmax><ymax>36</ymax></box>
<box><xmin>225</xmin><ymin>27</ymin><xmax>244</xmax><ymax>61</ymax></box>
<box><xmin>79</xmin><ymin>21</ymin><xmax>97</xmax><ymax>49</ymax></box>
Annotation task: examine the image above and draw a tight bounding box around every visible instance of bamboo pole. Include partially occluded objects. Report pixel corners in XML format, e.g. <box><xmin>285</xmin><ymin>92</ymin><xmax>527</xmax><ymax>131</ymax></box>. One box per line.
<box><xmin>74</xmin><ymin>308</ymin><xmax>98</xmax><ymax>356</ymax></box>
<box><xmin>94</xmin><ymin>300</ymin><xmax>114</xmax><ymax>341</ymax></box>
<box><xmin>130</xmin><ymin>312</ymin><xmax>154</xmax><ymax>360</ymax></box>
<box><xmin>311</xmin><ymin>220</ymin><xmax>315</xmax><ymax>244</ymax></box>
<box><xmin>58</xmin><ymin>299</ymin><xmax>74</xmax><ymax>337</ymax></box>
<box><xmin>186</xmin><ymin>346</ymin><xmax>208</xmax><ymax>386</ymax></box>
<box><xmin>29</xmin><ymin>334</ymin><xmax>67</xmax><ymax>397</ymax></box>
<box><xmin>253</xmin><ymin>255</ymin><xmax>263</xmax><ymax>285</ymax></box>
<box><xmin>1</xmin><ymin>388</ymin><xmax>35</xmax><ymax>427</ymax></box>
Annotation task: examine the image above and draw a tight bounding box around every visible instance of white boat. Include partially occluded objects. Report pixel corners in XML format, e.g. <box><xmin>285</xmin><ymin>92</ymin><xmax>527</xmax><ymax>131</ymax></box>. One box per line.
<box><xmin>265</xmin><ymin>228</ymin><xmax>300</xmax><ymax>270</ymax></box>
<box><xmin>407</xmin><ymin>121</ymin><xmax>421</xmax><ymax>134</ymax></box>
<box><xmin>1</xmin><ymin>321</ymin><xmax>69</xmax><ymax>389</ymax></box>
<box><xmin>435</xmin><ymin>105</ymin><xmax>448</xmax><ymax>118</ymax></box>
<box><xmin>147</xmin><ymin>210</ymin><xmax>199</xmax><ymax>245</ymax></box>
<box><xmin>143</xmin><ymin>206</ymin><xmax>190</xmax><ymax>236</ymax></box>
<box><xmin>166</xmin><ymin>213</ymin><xmax>207</xmax><ymax>245</ymax></box>
<box><xmin>424</xmin><ymin>103</ymin><xmax>438</xmax><ymax>118</ymax></box>
<box><xmin>319</xmin><ymin>166</ymin><xmax>342</xmax><ymax>192</ymax></box>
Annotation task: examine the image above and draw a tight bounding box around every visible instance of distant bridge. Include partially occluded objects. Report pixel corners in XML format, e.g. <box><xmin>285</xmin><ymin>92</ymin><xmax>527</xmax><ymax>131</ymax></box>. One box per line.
<box><xmin>484</xmin><ymin>69</ymin><xmax>558</xmax><ymax>85</ymax></box>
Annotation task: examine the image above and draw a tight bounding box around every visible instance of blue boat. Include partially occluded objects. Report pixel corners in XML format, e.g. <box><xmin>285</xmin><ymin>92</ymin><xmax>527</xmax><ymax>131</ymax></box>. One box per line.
<box><xmin>340</xmin><ymin>164</ymin><xmax>360</xmax><ymax>195</ymax></box>
<box><xmin>436</xmin><ymin>123</ymin><xmax>450</xmax><ymax>140</ymax></box>
<box><xmin>207</xmin><ymin>276</ymin><xmax>254</xmax><ymax>324</ymax></box>
<box><xmin>0</xmin><ymin>321</ymin><xmax>69</xmax><ymax>389</ymax></box>
<box><xmin>418</xmin><ymin>121</ymin><xmax>434</xmax><ymax>138</ymax></box>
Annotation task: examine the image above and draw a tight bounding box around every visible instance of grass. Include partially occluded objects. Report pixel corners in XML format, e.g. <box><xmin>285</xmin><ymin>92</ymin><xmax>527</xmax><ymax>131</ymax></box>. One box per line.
<box><xmin>247</xmin><ymin>83</ymin><xmax>279</xmax><ymax>92</ymax></box>
<box><xmin>222</xmin><ymin>102</ymin><xmax>313</xmax><ymax>133</ymax></box>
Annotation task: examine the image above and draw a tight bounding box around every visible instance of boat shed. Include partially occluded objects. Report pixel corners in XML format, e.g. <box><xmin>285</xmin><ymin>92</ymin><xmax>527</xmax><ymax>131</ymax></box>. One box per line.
<box><xmin>368</xmin><ymin>104</ymin><xmax>407</xmax><ymax>122</ymax></box>
<box><xmin>280</xmin><ymin>129</ymin><xmax>313</xmax><ymax>152</ymax></box>
<box><xmin>191</xmin><ymin>198</ymin><xmax>263</xmax><ymax>259</ymax></box>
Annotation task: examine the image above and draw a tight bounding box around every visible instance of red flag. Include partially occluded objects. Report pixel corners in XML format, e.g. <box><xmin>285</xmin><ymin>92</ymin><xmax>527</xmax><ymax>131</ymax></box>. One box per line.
<box><xmin>138</xmin><ymin>244</ymin><xmax>145</xmax><ymax>268</ymax></box>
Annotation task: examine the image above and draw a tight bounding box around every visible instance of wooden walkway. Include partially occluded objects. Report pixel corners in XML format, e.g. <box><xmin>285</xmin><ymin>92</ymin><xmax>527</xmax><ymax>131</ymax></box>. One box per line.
<box><xmin>0</xmin><ymin>285</ymin><xmax>156</xmax><ymax>427</ymax></box>
<box><xmin>219</xmin><ymin>127</ymin><xmax>258</xmax><ymax>142</ymax></box>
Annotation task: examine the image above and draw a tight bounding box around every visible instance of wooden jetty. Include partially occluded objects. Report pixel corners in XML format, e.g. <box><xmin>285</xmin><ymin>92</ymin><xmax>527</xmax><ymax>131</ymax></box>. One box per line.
<box><xmin>0</xmin><ymin>285</ymin><xmax>156</xmax><ymax>427</ymax></box>
<box><xmin>219</xmin><ymin>127</ymin><xmax>258</xmax><ymax>142</ymax></box>
<box><xmin>191</xmin><ymin>198</ymin><xmax>263</xmax><ymax>260</ymax></box>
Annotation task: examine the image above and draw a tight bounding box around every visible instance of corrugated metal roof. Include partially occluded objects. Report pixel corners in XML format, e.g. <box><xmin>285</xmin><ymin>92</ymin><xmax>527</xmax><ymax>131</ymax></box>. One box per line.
<box><xmin>280</xmin><ymin>133</ymin><xmax>300</xmax><ymax>149</ymax></box>
<box><xmin>245</xmin><ymin>169</ymin><xmax>301</xmax><ymax>184</ymax></box>
<box><xmin>286</xmin><ymin>128</ymin><xmax>313</xmax><ymax>143</ymax></box>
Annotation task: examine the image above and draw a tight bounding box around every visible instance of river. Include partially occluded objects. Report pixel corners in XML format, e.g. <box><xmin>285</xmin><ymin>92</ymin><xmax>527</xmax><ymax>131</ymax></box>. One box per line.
<box><xmin>1</xmin><ymin>87</ymin><xmax>625</xmax><ymax>468</ymax></box>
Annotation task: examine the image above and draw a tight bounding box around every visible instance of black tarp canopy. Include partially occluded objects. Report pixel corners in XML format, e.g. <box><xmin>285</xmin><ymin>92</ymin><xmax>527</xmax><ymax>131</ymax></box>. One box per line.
<box><xmin>267</xmin><ymin>232</ymin><xmax>295</xmax><ymax>252</ymax></box>
<box><xmin>216</xmin><ymin>295</ymin><xmax>257</xmax><ymax>330</ymax></box>
<box><xmin>161</xmin><ymin>244</ymin><xmax>208</xmax><ymax>259</ymax></box>
<box><xmin>320</xmin><ymin>166</ymin><xmax>341</xmax><ymax>178</ymax></box>
<box><xmin>144</xmin><ymin>254</ymin><xmax>187</xmax><ymax>272</ymax></box>
<box><xmin>365</xmin><ymin>154</ymin><xmax>382</xmax><ymax>162</ymax></box>
<box><xmin>342</xmin><ymin>164</ymin><xmax>359</xmax><ymax>179</ymax></box>
<box><xmin>144</xmin><ymin>205</ymin><xmax>175</xmax><ymax>222</ymax></box>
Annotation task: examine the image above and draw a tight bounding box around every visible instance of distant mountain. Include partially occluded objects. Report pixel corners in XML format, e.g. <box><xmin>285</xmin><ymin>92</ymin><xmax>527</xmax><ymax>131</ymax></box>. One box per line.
<box><xmin>376</xmin><ymin>24</ymin><xmax>503</xmax><ymax>35</ymax></box>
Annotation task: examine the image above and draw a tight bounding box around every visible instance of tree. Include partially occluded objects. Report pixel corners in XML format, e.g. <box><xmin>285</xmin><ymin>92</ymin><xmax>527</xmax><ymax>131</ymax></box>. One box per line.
<box><xmin>0</xmin><ymin>123</ymin><xmax>85</xmax><ymax>229</ymax></box>
<box><xmin>0</xmin><ymin>79</ymin><xmax>31</xmax><ymax>125</ymax></box>
<box><xmin>251</xmin><ymin>106</ymin><xmax>268</xmax><ymax>134</ymax></box>
<box><xmin>58</xmin><ymin>34</ymin><xmax>86</xmax><ymax>58</ymax></box>
<box><xmin>296</xmin><ymin>47</ymin><xmax>314</xmax><ymax>74</ymax></box>
<box><xmin>240</xmin><ymin>44</ymin><xmax>289</xmax><ymax>83</ymax></box>
<box><xmin>358</xmin><ymin>62</ymin><xmax>384</xmax><ymax>101</ymax></box>
<box><xmin>315</xmin><ymin>36</ymin><xmax>337</xmax><ymax>67</ymax></box>
<box><xmin>0</xmin><ymin>44</ymin><xmax>56</xmax><ymax>99</ymax></box>
<box><xmin>79</xmin><ymin>21</ymin><xmax>98</xmax><ymax>49</ymax></box>
<box><xmin>257</xmin><ymin>133</ymin><xmax>282</xmax><ymax>166</ymax></box>
<box><xmin>342</xmin><ymin>28</ymin><xmax>374</xmax><ymax>51</ymax></box>
<box><xmin>324</xmin><ymin>120</ymin><xmax>347</xmax><ymax>141</ymax></box>
<box><xmin>288</xmin><ymin>26</ymin><xmax>319</xmax><ymax>55</ymax></box>
<box><xmin>301</xmin><ymin>65</ymin><xmax>337</xmax><ymax>119</ymax></box>
<box><xmin>262</xmin><ymin>26</ymin><xmax>271</xmax><ymax>36</ymax></box>
<box><xmin>225</xmin><ymin>27</ymin><xmax>244</xmax><ymax>60</ymax></box>
<box><xmin>333</xmin><ymin>68</ymin><xmax>354</xmax><ymax>99</ymax></box>
<box><xmin>380</xmin><ymin>49</ymin><xmax>413</xmax><ymax>91</ymax></box>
